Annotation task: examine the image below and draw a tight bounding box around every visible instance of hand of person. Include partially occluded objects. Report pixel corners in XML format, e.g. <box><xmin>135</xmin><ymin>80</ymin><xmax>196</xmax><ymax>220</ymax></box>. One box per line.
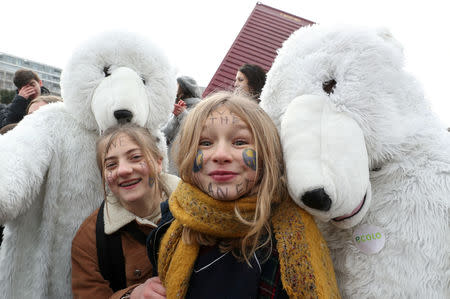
<box><xmin>18</xmin><ymin>85</ymin><xmax>36</xmax><ymax>100</ymax></box>
<box><xmin>172</xmin><ymin>100</ymin><xmax>187</xmax><ymax>116</ymax></box>
<box><xmin>178</xmin><ymin>100</ymin><xmax>187</xmax><ymax>107</ymax></box>
<box><xmin>130</xmin><ymin>277</ymin><xmax>166</xmax><ymax>299</ymax></box>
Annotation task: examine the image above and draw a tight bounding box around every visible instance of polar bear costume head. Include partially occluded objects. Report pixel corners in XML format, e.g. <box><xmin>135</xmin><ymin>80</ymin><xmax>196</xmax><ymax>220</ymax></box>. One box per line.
<box><xmin>61</xmin><ymin>31</ymin><xmax>175</xmax><ymax>136</ymax></box>
<box><xmin>261</xmin><ymin>24</ymin><xmax>440</xmax><ymax>229</ymax></box>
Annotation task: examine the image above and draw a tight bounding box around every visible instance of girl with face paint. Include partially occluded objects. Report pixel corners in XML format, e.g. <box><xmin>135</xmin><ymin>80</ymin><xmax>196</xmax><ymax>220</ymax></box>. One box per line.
<box><xmin>137</xmin><ymin>92</ymin><xmax>340</xmax><ymax>299</ymax></box>
<box><xmin>71</xmin><ymin>124</ymin><xmax>180</xmax><ymax>299</ymax></box>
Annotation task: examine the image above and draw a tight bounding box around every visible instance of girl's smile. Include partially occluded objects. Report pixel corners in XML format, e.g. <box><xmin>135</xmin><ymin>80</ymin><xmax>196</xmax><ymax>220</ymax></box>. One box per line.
<box><xmin>118</xmin><ymin>178</ymin><xmax>142</xmax><ymax>189</ymax></box>
<box><xmin>208</xmin><ymin>170</ymin><xmax>238</xmax><ymax>182</ymax></box>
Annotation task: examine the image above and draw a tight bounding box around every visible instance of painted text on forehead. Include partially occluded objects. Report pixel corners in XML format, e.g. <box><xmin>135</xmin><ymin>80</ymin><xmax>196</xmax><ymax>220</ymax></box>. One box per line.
<box><xmin>204</xmin><ymin>109</ymin><xmax>246</xmax><ymax>127</ymax></box>
<box><xmin>109</xmin><ymin>135</ymin><xmax>129</xmax><ymax>148</ymax></box>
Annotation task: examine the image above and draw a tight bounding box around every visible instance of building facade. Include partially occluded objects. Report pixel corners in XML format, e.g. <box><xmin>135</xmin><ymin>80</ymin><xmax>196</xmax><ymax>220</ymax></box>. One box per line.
<box><xmin>0</xmin><ymin>52</ymin><xmax>61</xmax><ymax>95</ymax></box>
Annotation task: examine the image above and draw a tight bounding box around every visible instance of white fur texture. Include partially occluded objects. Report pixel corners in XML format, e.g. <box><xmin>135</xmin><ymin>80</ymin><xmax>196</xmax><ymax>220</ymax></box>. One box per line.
<box><xmin>0</xmin><ymin>31</ymin><xmax>175</xmax><ymax>298</ymax></box>
<box><xmin>261</xmin><ymin>24</ymin><xmax>450</xmax><ymax>298</ymax></box>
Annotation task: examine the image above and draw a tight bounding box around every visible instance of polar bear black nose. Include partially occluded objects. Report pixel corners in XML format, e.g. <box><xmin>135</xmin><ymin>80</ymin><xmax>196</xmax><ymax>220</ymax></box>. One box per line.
<box><xmin>301</xmin><ymin>188</ymin><xmax>331</xmax><ymax>211</ymax></box>
<box><xmin>114</xmin><ymin>109</ymin><xmax>133</xmax><ymax>124</ymax></box>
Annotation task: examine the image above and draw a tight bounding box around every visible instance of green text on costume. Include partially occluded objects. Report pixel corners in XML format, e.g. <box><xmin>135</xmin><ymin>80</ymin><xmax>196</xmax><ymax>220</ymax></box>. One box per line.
<box><xmin>355</xmin><ymin>232</ymin><xmax>382</xmax><ymax>243</ymax></box>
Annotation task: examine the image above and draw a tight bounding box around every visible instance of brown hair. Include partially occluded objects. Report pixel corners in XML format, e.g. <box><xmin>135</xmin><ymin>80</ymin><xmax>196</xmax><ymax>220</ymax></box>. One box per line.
<box><xmin>13</xmin><ymin>69</ymin><xmax>41</xmax><ymax>90</ymax></box>
<box><xmin>173</xmin><ymin>91</ymin><xmax>288</xmax><ymax>262</ymax></box>
<box><xmin>96</xmin><ymin>123</ymin><xmax>169</xmax><ymax>205</ymax></box>
<box><xmin>26</xmin><ymin>95</ymin><xmax>63</xmax><ymax>114</ymax></box>
<box><xmin>0</xmin><ymin>123</ymin><xmax>17</xmax><ymax>134</ymax></box>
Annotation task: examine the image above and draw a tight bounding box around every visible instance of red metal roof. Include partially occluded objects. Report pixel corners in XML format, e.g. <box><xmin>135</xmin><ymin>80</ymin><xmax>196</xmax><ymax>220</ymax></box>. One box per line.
<box><xmin>203</xmin><ymin>3</ymin><xmax>314</xmax><ymax>97</ymax></box>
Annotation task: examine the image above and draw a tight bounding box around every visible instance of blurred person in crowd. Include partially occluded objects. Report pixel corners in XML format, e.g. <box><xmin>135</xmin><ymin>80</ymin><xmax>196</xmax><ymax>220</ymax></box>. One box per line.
<box><xmin>162</xmin><ymin>76</ymin><xmax>201</xmax><ymax>174</ymax></box>
<box><xmin>0</xmin><ymin>69</ymin><xmax>50</xmax><ymax>128</ymax></box>
<box><xmin>26</xmin><ymin>95</ymin><xmax>63</xmax><ymax>115</ymax></box>
<box><xmin>233</xmin><ymin>63</ymin><xmax>266</xmax><ymax>102</ymax></box>
<box><xmin>0</xmin><ymin>123</ymin><xmax>17</xmax><ymax>135</ymax></box>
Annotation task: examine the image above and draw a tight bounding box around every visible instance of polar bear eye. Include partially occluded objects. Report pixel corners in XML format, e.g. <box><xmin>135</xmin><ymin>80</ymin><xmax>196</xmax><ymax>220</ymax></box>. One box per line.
<box><xmin>323</xmin><ymin>79</ymin><xmax>336</xmax><ymax>95</ymax></box>
<box><xmin>103</xmin><ymin>66</ymin><xmax>111</xmax><ymax>77</ymax></box>
<box><xmin>140</xmin><ymin>76</ymin><xmax>146</xmax><ymax>85</ymax></box>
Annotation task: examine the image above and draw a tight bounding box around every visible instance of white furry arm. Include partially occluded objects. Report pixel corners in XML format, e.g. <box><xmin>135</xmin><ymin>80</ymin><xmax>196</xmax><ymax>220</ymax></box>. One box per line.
<box><xmin>0</xmin><ymin>112</ymin><xmax>54</xmax><ymax>223</ymax></box>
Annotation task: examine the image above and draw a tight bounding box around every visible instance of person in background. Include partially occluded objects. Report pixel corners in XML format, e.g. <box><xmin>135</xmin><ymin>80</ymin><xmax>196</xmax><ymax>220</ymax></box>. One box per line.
<box><xmin>71</xmin><ymin>124</ymin><xmax>179</xmax><ymax>299</ymax></box>
<box><xmin>162</xmin><ymin>76</ymin><xmax>201</xmax><ymax>174</ymax></box>
<box><xmin>233</xmin><ymin>63</ymin><xmax>266</xmax><ymax>102</ymax></box>
<box><xmin>0</xmin><ymin>69</ymin><xmax>50</xmax><ymax>128</ymax></box>
<box><xmin>0</xmin><ymin>123</ymin><xmax>17</xmax><ymax>135</ymax></box>
<box><xmin>26</xmin><ymin>95</ymin><xmax>63</xmax><ymax>114</ymax></box>
<box><xmin>132</xmin><ymin>92</ymin><xmax>339</xmax><ymax>298</ymax></box>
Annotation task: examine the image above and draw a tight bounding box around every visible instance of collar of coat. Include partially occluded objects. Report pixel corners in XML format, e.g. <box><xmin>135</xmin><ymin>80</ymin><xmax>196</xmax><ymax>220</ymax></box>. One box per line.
<box><xmin>103</xmin><ymin>173</ymin><xmax>180</xmax><ymax>234</ymax></box>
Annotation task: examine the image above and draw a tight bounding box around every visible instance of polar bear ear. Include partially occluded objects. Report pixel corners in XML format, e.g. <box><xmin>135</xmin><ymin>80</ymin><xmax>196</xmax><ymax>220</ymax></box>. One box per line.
<box><xmin>376</xmin><ymin>27</ymin><xmax>404</xmax><ymax>53</ymax></box>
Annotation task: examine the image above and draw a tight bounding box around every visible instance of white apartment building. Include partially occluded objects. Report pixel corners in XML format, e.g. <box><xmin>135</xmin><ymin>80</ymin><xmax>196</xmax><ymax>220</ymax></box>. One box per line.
<box><xmin>0</xmin><ymin>52</ymin><xmax>61</xmax><ymax>95</ymax></box>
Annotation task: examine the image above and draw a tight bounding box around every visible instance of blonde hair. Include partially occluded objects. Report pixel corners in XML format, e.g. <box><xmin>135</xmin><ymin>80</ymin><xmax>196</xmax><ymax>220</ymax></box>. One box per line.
<box><xmin>173</xmin><ymin>91</ymin><xmax>288</xmax><ymax>261</ymax></box>
<box><xmin>26</xmin><ymin>95</ymin><xmax>63</xmax><ymax>114</ymax></box>
<box><xmin>96</xmin><ymin>123</ymin><xmax>169</xmax><ymax>204</ymax></box>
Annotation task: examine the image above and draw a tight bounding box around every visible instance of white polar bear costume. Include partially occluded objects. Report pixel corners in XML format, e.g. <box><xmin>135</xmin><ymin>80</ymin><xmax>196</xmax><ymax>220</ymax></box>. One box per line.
<box><xmin>261</xmin><ymin>24</ymin><xmax>450</xmax><ymax>298</ymax></box>
<box><xmin>0</xmin><ymin>31</ymin><xmax>175</xmax><ymax>298</ymax></box>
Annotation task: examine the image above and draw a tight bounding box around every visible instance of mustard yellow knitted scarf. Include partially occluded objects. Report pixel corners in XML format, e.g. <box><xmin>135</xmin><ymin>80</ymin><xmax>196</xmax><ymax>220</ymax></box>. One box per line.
<box><xmin>158</xmin><ymin>181</ymin><xmax>340</xmax><ymax>299</ymax></box>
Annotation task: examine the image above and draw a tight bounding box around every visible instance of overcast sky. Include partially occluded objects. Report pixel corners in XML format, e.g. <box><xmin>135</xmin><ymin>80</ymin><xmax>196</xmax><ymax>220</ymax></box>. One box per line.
<box><xmin>2</xmin><ymin>0</ymin><xmax>449</xmax><ymax>125</ymax></box>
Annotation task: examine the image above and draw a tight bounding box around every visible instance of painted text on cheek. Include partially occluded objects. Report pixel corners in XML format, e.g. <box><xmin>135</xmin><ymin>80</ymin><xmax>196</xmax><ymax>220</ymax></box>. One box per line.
<box><xmin>235</xmin><ymin>179</ymin><xmax>255</xmax><ymax>196</ymax></box>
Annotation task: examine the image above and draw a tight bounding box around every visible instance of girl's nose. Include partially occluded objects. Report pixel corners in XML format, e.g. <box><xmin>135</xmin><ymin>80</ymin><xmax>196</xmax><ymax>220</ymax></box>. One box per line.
<box><xmin>212</xmin><ymin>142</ymin><xmax>232</xmax><ymax>164</ymax></box>
<box><xmin>117</xmin><ymin>162</ymin><xmax>133</xmax><ymax>176</ymax></box>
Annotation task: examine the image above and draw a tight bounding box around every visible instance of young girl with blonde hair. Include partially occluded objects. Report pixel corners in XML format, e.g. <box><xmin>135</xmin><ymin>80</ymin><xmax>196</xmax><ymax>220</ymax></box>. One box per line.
<box><xmin>71</xmin><ymin>124</ymin><xmax>179</xmax><ymax>299</ymax></box>
<box><xmin>132</xmin><ymin>92</ymin><xmax>340</xmax><ymax>299</ymax></box>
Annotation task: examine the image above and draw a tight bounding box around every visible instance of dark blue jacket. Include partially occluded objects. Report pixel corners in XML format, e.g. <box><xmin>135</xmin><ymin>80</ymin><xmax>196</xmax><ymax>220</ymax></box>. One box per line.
<box><xmin>146</xmin><ymin>201</ymin><xmax>289</xmax><ymax>299</ymax></box>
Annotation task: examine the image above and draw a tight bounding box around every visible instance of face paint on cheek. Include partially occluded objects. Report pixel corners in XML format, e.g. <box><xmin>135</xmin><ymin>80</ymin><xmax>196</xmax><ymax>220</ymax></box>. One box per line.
<box><xmin>148</xmin><ymin>177</ymin><xmax>155</xmax><ymax>187</ymax></box>
<box><xmin>106</xmin><ymin>171</ymin><xmax>115</xmax><ymax>185</ymax></box>
<box><xmin>216</xmin><ymin>186</ymin><xmax>228</xmax><ymax>200</ymax></box>
<box><xmin>139</xmin><ymin>162</ymin><xmax>148</xmax><ymax>171</ymax></box>
<box><xmin>207</xmin><ymin>182</ymin><xmax>215</xmax><ymax>197</ymax></box>
<box><xmin>193</xmin><ymin>149</ymin><xmax>203</xmax><ymax>172</ymax></box>
<box><xmin>242</xmin><ymin>148</ymin><xmax>257</xmax><ymax>171</ymax></box>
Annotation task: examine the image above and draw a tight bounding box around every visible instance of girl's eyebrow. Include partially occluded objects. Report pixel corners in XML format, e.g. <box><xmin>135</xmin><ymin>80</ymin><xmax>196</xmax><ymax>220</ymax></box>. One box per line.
<box><xmin>233</xmin><ymin>124</ymin><xmax>250</xmax><ymax>130</ymax></box>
